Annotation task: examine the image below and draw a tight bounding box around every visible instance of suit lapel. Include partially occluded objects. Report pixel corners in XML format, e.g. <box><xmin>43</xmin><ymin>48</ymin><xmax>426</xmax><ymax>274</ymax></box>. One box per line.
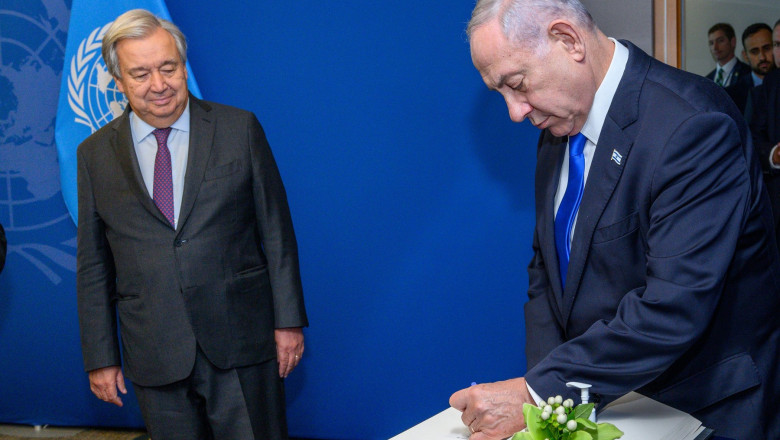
<box><xmin>560</xmin><ymin>41</ymin><xmax>648</xmax><ymax>324</ymax></box>
<box><xmin>177</xmin><ymin>95</ymin><xmax>215</xmax><ymax>233</ymax></box>
<box><xmin>111</xmin><ymin>109</ymin><xmax>172</xmax><ymax>226</ymax></box>
<box><xmin>537</xmin><ymin>133</ymin><xmax>567</xmax><ymax>325</ymax></box>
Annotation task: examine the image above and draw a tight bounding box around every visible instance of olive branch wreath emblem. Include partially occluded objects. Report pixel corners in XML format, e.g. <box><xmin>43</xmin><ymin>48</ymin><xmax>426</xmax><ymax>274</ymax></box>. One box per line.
<box><xmin>67</xmin><ymin>22</ymin><xmax>112</xmax><ymax>133</ymax></box>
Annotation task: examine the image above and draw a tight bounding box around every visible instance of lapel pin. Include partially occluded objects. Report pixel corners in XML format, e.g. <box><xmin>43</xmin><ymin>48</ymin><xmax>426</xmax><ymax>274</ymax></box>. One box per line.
<box><xmin>611</xmin><ymin>149</ymin><xmax>623</xmax><ymax>165</ymax></box>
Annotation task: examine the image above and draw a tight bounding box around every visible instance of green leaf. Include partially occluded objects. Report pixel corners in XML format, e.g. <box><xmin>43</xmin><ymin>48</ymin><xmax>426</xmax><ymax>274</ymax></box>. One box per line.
<box><xmin>572</xmin><ymin>403</ymin><xmax>594</xmax><ymax>421</ymax></box>
<box><xmin>575</xmin><ymin>417</ymin><xmax>597</xmax><ymax>430</ymax></box>
<box><xmin>521</xmin><ymin>403</ymin><xmax>549</xmax><ymax>440</ymax></box>
<box><xmin>570</xmin><ymin>431</ymin><xmax>594</xmax><ymax>440</ymax></box>
<box><xmin>593</xmin><ymin>422</ymin><xmax>624</xmax><ymax>440</ymax></box>
<box><xmin>511</xmin><ymin>432</ymin><xmax>536</xmax><ymax>440</ymax></box>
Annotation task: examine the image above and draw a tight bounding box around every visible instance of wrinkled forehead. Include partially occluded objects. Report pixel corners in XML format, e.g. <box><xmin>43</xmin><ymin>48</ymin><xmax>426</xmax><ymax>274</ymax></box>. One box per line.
<box><xmin>470</xmin><ymin>21</ymin><xmax>540</xmax><ymax>87</ymax></box>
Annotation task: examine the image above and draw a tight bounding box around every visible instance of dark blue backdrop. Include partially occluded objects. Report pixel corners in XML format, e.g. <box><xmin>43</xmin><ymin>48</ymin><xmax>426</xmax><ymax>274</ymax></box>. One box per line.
<box><xmin>0</xmin><ymin>1</ymin><xmax>540</xmax><ymax>438</ymax></box>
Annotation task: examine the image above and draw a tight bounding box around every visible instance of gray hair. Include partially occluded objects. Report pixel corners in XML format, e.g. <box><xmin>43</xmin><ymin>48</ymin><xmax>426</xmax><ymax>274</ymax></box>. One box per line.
<box><xmin>102</xmin><ymin>9</ymin><xmax>188</xmax><ymax>78</ymax></box>
<box><xmin>467</xmin><ymin>0</ymin><xmax>595</xmax><ymax>53</ymax></box>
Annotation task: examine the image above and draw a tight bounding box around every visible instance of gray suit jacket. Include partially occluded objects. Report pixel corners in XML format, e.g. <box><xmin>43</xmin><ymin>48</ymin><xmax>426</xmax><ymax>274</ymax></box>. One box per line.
<box><xmin>77</xmin><ymin>95</ymin><xmax>307</xmax><ymax>387</ymax></box>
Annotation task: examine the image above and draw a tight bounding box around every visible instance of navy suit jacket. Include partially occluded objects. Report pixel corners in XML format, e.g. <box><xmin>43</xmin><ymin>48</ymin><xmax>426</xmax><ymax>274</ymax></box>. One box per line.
<box><xmin>523</xmin><ymin>41</ymin><xmax>780</xmax><ymax>439</ymax></box>
<box><xmin>705</xmin><ymin>58</ymin><xmax>752</xmax><ymax>87</ymax></box>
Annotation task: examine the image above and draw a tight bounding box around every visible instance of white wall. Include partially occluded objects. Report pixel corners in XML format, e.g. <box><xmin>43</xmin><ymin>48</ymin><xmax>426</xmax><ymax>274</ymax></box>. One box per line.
<box><xmin>582</xmin><ymin>0</ymin><xmax>654</xmax><ymax>55</ymax></box>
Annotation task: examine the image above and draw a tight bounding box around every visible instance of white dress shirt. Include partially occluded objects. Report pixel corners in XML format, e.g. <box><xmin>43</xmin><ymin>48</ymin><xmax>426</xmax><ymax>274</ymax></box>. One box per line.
<box><xmin>553</xmin><ymin>38</ymin><xmax>628</xmax><ymax>246</ymax></box>
<box><xmin>528</xmin><ymin>38</ymin><xmax>628</xmax><ymax>406</ymax></box>
<box><xmin>714</xmin><ymin>56</ymin><xmax>738</xmax><ymax>86</ymax></box>
<box><xmin>129</xmin><ymin>102</ymin><xmax>191</xmax><ymax>229</ymax></box>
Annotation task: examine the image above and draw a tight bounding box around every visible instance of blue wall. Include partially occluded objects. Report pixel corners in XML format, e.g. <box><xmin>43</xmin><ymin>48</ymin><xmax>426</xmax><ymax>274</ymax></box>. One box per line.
<box><xmin>0</xmin><ymin>1</ymin><xmax>541</xmax><ymax>438</ymax></box>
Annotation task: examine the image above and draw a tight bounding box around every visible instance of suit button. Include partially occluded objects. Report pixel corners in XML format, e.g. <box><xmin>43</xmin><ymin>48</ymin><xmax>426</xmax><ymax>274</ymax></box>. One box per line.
<box><xmin>174</xmin><ymin>239</ymin><xmax>188</xmax><ymax>247</ymax></box>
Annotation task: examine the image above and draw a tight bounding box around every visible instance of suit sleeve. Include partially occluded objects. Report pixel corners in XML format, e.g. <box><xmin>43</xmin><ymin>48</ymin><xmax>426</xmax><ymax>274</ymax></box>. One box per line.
<box><xmin>525</xmin><ymin>112</ymin><xmax>750</xmax><ymax>403</ymax></box>
<box><xmin>247</xmin><ymin>115</ymin><xmax>308</xmax><ymax>329</ymax></box>
<box><xmin>76</xmin><ymin>146</ymin><xmax>121</xmax><ymax>371</ymax></box>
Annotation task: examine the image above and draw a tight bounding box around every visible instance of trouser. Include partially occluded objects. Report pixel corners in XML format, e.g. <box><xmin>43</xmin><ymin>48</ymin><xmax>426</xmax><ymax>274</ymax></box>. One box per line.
<box><xmin>133</xmin><ymin>346</ymin><xmax>288</xmax><ymax>440</ymax></box>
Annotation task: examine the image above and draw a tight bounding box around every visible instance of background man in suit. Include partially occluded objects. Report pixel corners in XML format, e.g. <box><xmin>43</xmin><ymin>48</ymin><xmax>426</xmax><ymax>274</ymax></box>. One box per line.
<box><xmin>705</xmin><ymin>22</ymin><xmax>752</xmax><ymax>87</ymax></box>
<box><xmin>750</xmin><ymin>18</ymin><xmax>780</xmax><ymax>250</ymax></box>
<box><xmin>0</xmin><ymin>223</ymin><xmax>6</xmax><ymax>273</ymax></box>
<box><xmin>775</xmin><ymin>18</ymin><xmax>780</xmax><ymax>66</ymax></box>
<box><xmin>77</xmin><ymin>9</ymin><xmax>307</xmax><ymax>440</ymax></box>
<box><xmin>725</xmin><ymin>23</ymin><xmax>775</xmax><ymax>119</ymax></box>
<box><xmin>449</xmin><ymin>1</ymin><xmax>780</xmax><ymax>439</ymax></box>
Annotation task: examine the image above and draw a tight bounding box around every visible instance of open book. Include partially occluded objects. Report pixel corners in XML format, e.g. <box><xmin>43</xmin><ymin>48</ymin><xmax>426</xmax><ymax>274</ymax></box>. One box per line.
<box><xmin>389</xmin><ymin>392</ymin><xmax>713</xmax><ymax>440</ymax></box>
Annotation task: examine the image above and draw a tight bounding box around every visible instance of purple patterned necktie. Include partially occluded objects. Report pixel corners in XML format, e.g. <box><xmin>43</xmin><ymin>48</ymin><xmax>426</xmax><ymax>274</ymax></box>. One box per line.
<box><xmin>152</xmin><ymin>127</ymin><xmax>175</xmax><ymax>227</ymax></box>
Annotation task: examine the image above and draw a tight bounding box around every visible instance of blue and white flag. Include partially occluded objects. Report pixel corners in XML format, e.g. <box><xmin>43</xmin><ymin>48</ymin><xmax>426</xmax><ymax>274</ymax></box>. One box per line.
<box><xmin>55</xmin><ymin>0</ymin><xmax>201</xmax><ymax>223</ymax></box>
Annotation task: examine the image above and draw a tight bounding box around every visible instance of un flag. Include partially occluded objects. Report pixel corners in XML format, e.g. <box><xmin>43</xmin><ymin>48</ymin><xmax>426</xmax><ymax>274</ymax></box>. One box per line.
<box><xmin>55</xmin><ymin>0</ymin><xmax>201</xmax><ymax>223</ymax></box>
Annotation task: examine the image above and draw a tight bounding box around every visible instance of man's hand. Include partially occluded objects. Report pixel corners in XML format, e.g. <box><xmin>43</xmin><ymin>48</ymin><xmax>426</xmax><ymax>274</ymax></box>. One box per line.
<box><xmin>772</xmin><ymin>143</ymin><xmax>780</xmax><ymax>167</ymax></box>
<box><xmin>449</xmin><ymin>377</ymin><xmax>535</xmax><ymax>440</ymax></box>
<box><xmin>88</xmin><ymin>366</ymin><xmax>126</xmax><ymax>407</ymax></box>
<box><xmin>275</xmin><ymin>327</ymin><xmax>304</xmax><ymax>378</ymax></box>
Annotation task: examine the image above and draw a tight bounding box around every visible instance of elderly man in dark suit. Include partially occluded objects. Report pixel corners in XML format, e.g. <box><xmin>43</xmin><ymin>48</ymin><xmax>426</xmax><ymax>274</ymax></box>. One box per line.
<box><xmin>449</xmin><ymin>1</ymin><xmax>780</xmax><ymax>439</ymax></box>
<box><xmin>77</xmin><ymin>9</ymin><xmax>307</xmax><ymax>440</ymax></box>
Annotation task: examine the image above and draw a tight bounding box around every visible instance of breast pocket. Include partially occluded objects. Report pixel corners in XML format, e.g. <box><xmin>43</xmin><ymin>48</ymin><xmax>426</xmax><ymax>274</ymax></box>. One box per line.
<box><xmin>588</xmin><ymin>212</ymin><xmax>645</xmax><ymax>290</ymax></box>
<box><xmin>204</xmin><ymin>160</ymin><xmax>241</xmax><ymax>181</ymax></box>
<box><xmin>592</xmin><ymin>212</ymin><xmax>639</xmax><ymax>244</ymax></box>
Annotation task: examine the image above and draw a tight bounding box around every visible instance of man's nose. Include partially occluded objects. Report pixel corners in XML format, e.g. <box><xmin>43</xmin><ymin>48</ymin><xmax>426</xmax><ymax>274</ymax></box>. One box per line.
<box><xmin>507</xmin><ymin>100</ymin><xmax>533</xmax><ymax>123</ymax></box>
<box><xmin>149</xmin><ymin>71</ymin><xmax>165</xmax><ymax>92</ymax></box>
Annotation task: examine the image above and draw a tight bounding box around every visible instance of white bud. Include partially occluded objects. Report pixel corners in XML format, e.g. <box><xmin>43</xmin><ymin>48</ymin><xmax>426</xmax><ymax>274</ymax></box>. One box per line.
<box><xmin>555</xmin><ymin>395</ymin><xmax>563</xmax><ymax>404</ymax></box>
<box><xmin>557</xmin><ymin>413</ymin><xmax>568</xmax><ymax>424</ymax></box>
<box><xmin>567</xmin><ymin>420</ymin><xmax>577</xmax><ymax>431</ymax></box>
<box><xmin>555</xmin><ymin>406</ymin><xmax>566</xmax><ymax>415</ymax></box>
<box><xmin>543</xmin><ymin>405</ymin><xmax>552</xmax><ymax>413</ymax></box>
<box><xmin>564</xmin><ymin>399</ymin><xmax>574</xmax><ymax>408</ymax></box>
<box><xmin>541</xmin><ymin>411</ymin><xmax>550</xmax><ymax>420</ymax></box>
<box><xmin>548</xmin><ymin>396</ymin><xmax>555</xmax><ymax>405</ymax></box>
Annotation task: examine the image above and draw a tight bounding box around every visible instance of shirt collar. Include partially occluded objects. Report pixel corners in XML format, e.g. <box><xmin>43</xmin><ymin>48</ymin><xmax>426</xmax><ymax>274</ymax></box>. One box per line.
<box><xmin>580</xmin><ymin>38</ymin><xmax>628</xmax><ymax>145</ymax></box>
<box><xmin>752</xmin><ymin>72</ymin><xmax>763</xmax><ymax>87</ymax></box>
<box><xmin>129</xmin><ymin>100</ymin><xmax>191</xmax><ymax>144</ymax></box>
<box><xmin>718</xmin><ymin>56</ymin><xmax>737</xmax><ymax>74</ymax></box>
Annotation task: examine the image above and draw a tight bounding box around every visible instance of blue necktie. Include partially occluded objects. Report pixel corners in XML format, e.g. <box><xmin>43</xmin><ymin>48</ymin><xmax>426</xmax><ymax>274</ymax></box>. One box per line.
<box><xmin>555</xmin><ymin>133</ymin><xmax>587</xmax><ymax>288</ymax></box>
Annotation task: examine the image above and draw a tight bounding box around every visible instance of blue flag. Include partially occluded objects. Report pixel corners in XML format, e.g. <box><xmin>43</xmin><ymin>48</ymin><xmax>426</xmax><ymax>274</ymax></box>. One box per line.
<box><xmin>55</xmin><ymin>0</ymin><xmax>201</xmax><ymax>223</ymax></box>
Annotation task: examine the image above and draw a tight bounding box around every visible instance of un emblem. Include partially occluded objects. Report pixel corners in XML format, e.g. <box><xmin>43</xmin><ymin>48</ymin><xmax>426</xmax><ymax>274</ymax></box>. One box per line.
<box><xmin>67</xmin><ymin>22</ymin><xmax>128</xmax><ymax>133</ymax></box>
<box><xmin>1</xmin><ymin>3</ymin><xmax>76</xmax><ymax>284</ymax></box>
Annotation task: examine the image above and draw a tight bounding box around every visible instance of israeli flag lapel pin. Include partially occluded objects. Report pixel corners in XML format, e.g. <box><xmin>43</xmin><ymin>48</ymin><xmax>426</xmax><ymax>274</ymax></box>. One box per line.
<box><xmin>611</xmin><ymin>149</ymin><xmax>623</xmax><ymax>165</ymax></box>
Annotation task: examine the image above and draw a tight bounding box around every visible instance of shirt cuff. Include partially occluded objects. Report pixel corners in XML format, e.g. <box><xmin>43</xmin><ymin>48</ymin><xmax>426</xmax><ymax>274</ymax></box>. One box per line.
<box><xmin>771</xmin><ymin>144</ymin><xmax>780</xmax><ymax>170</ymax></box>
<box><xmin>525</xmin><ymin>381</ymin><xmax>545</xmax><ymax>406</ymax></box>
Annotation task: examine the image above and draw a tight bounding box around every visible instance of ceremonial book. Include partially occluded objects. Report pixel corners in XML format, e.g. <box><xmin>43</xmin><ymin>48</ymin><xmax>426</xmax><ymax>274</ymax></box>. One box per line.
<box><xmin>389</xmin><ymin>392</ymin><xmax>713</xmax><ymax>440</ymax></box>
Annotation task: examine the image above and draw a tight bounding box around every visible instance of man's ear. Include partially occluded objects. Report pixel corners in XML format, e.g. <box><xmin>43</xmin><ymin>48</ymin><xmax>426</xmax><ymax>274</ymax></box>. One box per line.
<box><xmin>742</xmin><ymin>50</ymin><xmax>748</xmax><ymax>63</ymax></box>
<box><xmin>549</xmin><ymin>20</ymin><xmax>585</xmax><ymax>62</ymax></box>
<box><xmin>114</xmin><ymin>77</ymin><xmax>125</xmax><ymax>94</ymax></box>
